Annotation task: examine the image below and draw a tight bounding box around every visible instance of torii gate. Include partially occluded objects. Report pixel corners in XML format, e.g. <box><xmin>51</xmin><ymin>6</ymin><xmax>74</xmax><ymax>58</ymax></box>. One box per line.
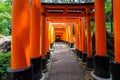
<box><xmin>7</xmin><ymin>0</ymin><xmax>120</xmax><ymax>80</ymax></box>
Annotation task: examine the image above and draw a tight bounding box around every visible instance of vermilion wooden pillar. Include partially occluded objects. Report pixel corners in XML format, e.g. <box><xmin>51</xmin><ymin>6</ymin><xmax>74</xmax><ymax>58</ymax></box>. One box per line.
<box><xmin>69</xmin><ymin>25</ymin><xmax>74</xmax><ymax>48</ymax></box>
<box><xmin>78</xmin><ymin>19</ymin><xmax>82</xmax><ymax>59</ymax></box>
<box><xmin>91</xmin><ymin>0</ymin><xmax>111</xmax><ymax>79</ymax></box>
<box><xmin>41</xmin><ymin>8</ymin><xmax>48</xmax><ymax>72</ymax></box>
<box><xmin>30</xmin><ymin>0</ymin><xmax>42</xmax><ymax>79</ymax></box>
<box><xmin>75</xmin><ymin>23</ymin><xmax>79</xmax><ymax>51</ymax></box>
<box><xmin>81</xmin><ymin>18</ymin><xmax>87</xmax><ymax>62</ymax></box>
<box><xmin>49</xmin><ymin>23</ymin><xmax>54</xmax><ymax>48</ymax></box>
<box><xmin>111</xmin><ymin>0</ymin><xmax>120</xmax><ymax>79</ymax></box>
<box><xmin>45</xmin><ymin>21</ymin><xmax>51</xmax><ymax>63</ymax></box>
<box><xmin>75</xmin><ymin>23</ymin><xmax>82</xmax><ymax>59</ymax></box>
<box><xmin>66</xmin><ymin>27</ymin><xmax>69</xmax><ymax>43</ymax></box>
<box><xmin>86</xmin><ymin>9</ymin><xmax>93</xmax><ymax>70</ymax></box>
<box><xmin>7</xmin><ymin>0</ymin><xmax>32</xmax><ymax>79</ymax></box>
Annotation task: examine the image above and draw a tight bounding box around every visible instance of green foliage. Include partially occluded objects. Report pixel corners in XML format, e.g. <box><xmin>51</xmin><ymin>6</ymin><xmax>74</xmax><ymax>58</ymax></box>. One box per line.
<box><xmin>106</xmin><ymin>22</ymin><xmax>112</xmax><ymax>29</ymax></box>
<box><xmin>0</xmin><ymin>0</ymin><xmax>12</xmax><ymax>35</ymax></box>
<box><xmin>0</xmin><ymin>52</ymin><xmax>11</xmax><ymax>80</ymax></box>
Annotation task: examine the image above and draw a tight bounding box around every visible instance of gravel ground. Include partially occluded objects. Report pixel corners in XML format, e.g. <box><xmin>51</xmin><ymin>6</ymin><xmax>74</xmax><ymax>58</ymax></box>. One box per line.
<box><xmin>47</xmin><ymin>43</ymin><xmax>87</xmax><ymax>80</ymax></box>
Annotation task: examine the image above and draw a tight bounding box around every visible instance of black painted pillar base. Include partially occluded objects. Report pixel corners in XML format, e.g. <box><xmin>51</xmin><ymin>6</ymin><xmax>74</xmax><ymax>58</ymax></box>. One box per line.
<box><xmin>82</xmin><ymin>53</ymin><xmax>87</xmax><ymax>62</ymax></box>
<box><xmin>86</xmin><ymin>57</ymin><xmax>94</xmax><ymax>71</ymax></box>
<box><xmin>77</xmin><ymin>50</ymin><xmax>82</xmax><ymax>59</ymax></box>
<box><xmin>46</xmin><ymin>52</ymin><xmax>51</xmax><ymax>63</ymax></box>
<box><xmin>31</xmin><ymin>57</ymin><xmax>42</xmax><ymax>80</ymax></box>
<box><xmin>79</xmin><ymin>51</ymin><xmax>82</xmax><ymax>59</ymax></box>
<box><xmin>42</xmin><ymin>58</ymin><xmax>48</xmax><ymax>73</ymax></box>
<box><xmin>50</xmin><ymin>43</ymin><xmax>53</xmax><ymax>49</ymax></box>
<box><xmin>76</xmin><ymin>49</ymin><xmax>79</xmax><ymax>57</ymax></box>
<box><xmin>70</xmin><ymin>43</ymin><xmax>74</xmax><ymax>48</ymax></box>
<box><xmin>7</xmin><ymin>65</ymin><xmax>33</xmax><ymax>80</ymax></box>
<box><xmin>92</xmin><ymin>55</ymin><xmax>111</xmax><ymax>79</ymax></box>
<box><xmin>111</xmin><ymin>61</ymin><xmax>120</xmax><ymax>80</ymax></box>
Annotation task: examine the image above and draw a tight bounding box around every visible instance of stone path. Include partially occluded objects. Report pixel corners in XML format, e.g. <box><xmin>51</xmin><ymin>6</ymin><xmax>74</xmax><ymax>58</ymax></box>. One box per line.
<box><xmin>47</xmin><ymin>43</ymin><xmax>86</xmax><ymax>80</ymax></box>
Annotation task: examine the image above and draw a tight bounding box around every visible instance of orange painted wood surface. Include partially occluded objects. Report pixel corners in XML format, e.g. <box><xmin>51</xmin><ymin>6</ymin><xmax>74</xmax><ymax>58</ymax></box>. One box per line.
<box><xmin>81</xmin><ymin>18</ymin><xmax>87</xmax><ymax>53</ymax></box>
<box><xmin>78</xmin><ymin>19</ymin><xmax>82</xmax><ymax>51</ymax></box>
<box><xmin>86</xmin><ymin>11</ymin><xmax>92</xmax><ymax>57</ymax></box>
<box><xmin>69</xmin><ymin>25</ymin><xmax>73</xmax><ymax>43</ymax></box>
<box><xmin>113</xmin><ymin>0</ymin><xmax>120</xmax><ymax>63</ymax></box>
<box><xmin>75</xmin><ymin>23</ymin><xmax>79</xmax><ymax>50</ymax></box>
<box><xmin>45</xmin><ymin>21</ymin><xmax>49</xmax><ymax>54</ymax></box>
<box><xmin>95</xmin><ymin>0</ymin><xmax>107</xmax><ymax>56</ymax></box>
<box><xmin>41</xmin><ymin>9</ymin><xmax>46</xmax><ymax>59</ymax></box>
<box><xmin>30</xmin><ymin>0</ymin><xmax>41</xmax><ymax>58</ymax></box>
<box><xmin>11</xmin><ymin>0</ymin><xmax>30</xmax><ymax>70</ymax></box>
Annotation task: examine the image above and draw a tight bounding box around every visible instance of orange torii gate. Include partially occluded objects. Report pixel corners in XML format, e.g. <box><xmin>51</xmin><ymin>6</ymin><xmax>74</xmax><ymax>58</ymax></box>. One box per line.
<box><xmin>8</xmin><ymin>0</ymin><xmax>120</xmax><ymax>80</ymax></box>
<box><xmin>52</xmin><ymin>24</ymin><xmax>73</xmax><ymax>42</ymax></box>
<box><xmin>47</xmin><ymin>18</ymin><xmax>79</xmax><ymax>46</ymax></box>
<box><xmin>54</xmin><ymin>28</ymin><xmax>66</xmax><ymax>41</ymax></box>
<box><xmin>11</xmin><ymin>1</ymin><xmax>120</xmax><ymax>80</ymax></box>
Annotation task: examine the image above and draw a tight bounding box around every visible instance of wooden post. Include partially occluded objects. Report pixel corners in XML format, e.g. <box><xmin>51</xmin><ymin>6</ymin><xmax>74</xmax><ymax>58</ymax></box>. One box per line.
<box><xmin>75</xmin><ymin>23</ymin><xmax>79</xmax><ymax>50</ymax></box>
<box><xmin>78</xmin><ymin>19</ymin><xmax>82</xmax><ymax>59</ymax></box>
<box><xmin>41</xmin><ymin>8</ymin><xmax>48</xmax><ymax>72</ymax></box>
<box><xmin>30</xmin><ymin>0</ymin><xmax>42</xmax><ymax>79</ymax></box>
<box><xmin>45</xmin><ymin>21</ymin><xmax>51</xmax><ymax>63</ymax></box>
<box><xmin>69</xmin><ymin>24</ymin><xmax>74</xmax><ymax>48</ymax></box>
<box><xmin>7</xmin><ymin>0</ymin><xmax>32</xmax><ymax>79</ymax></box>
<box><xmin>66</xmin><ymin>27</ymin><xmax>69</xmax><ymax>43</ymax></box>
<box><xmin>86</xmin><ymin>8</ymin><xmax>93</xmax><ymax>70</ymax></box>
<box><xmin>111</xmin><ymin>0</ymin><xmax>120</xmax><ymax>80</ymax></box>
<box><xmin>81</xmin><ymin>18</ymin><xmax>87</xmax><ymax>62</ymax></box>
<box><xmin>91</xmin><ymin>0</ymin><xmax>111</xmax><ymax>79</ymax></box>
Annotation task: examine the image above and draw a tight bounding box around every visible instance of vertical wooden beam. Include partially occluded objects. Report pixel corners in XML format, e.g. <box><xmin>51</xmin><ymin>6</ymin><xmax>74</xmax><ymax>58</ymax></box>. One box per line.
<box><xmin>81</xmin><ymin>17</ymin><xmax>87</xmax><ymax>62</ymax></box>
<box><xmin>86</xmin><ymin>9</ymin><xmax>92</xmax><ymax>58</ymax></box>
<box><xmin>30</xmin><ymin>0</ymin><xmax>42</xmax><ymax>79</ymax></box>
<box><xmin>86</xmin><ymin>8</ymin><xmax>93</xmax><ymax>70</ymax></box>
<box><xmin>95</xmin><ymin>0</ymin><xmax>107</xmax><ymax>57</ymax></box>
<box><xmin>75</xmin><ymin>23</ymin><xmax>79</xmax><ymax>50</ymax></box>
<box><xmin>91</xmin><ymin>0</ymin><xmax>111</xmax><ymax>79</ymax></box>
<box><xmin>78</xmin><ymin>19</ymin><xmax>82</xmax><ymax>59</ymax></box>
<box><xmin>41</xmin><ymin>7</ymin><xmax>48</xmax><ymax>72</ymax></box>
<box><xmin>111</xmin><ymin>0</ymin><xmax>120</xmax><ymax>80</ymax></box>
<box><xmin>45</xmin><ymin>21</ymin><xmax>50</xmax><ymax>62</ymax></box>
<box><xmin>69</xmin><ymin>24</ymin><xmax>74</xmax><ymax>48</ymax></box>
<box><xmin>7</xmin><ymin>0</ymin><xmax>32</xmax><ymax>79</ymax></box>
<box><xmin>30</xmin><ymin>0</ymin><xmax>41</xmax><ymax>58</ymax></box>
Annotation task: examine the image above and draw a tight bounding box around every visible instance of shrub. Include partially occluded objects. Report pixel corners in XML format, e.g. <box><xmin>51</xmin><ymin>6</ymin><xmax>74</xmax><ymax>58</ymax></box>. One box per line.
<box><xmin>0</xmin><ymin>52</ymin><xmax>11</xmax><ymax>80</ymax></box>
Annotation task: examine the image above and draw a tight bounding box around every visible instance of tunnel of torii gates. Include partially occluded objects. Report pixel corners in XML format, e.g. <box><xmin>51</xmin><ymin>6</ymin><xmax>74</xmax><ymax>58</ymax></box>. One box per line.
<box><xmin>7</xmin><ymin>0</ymin><xmax>120</xmax><ymax>80</ymax></box>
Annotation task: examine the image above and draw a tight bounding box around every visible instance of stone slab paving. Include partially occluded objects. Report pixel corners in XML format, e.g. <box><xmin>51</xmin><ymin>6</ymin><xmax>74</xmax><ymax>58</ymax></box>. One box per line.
<box><xmin>47</xmin><ymin>43</ymin><xmax>86</xmax><ymax>80</ymax></box>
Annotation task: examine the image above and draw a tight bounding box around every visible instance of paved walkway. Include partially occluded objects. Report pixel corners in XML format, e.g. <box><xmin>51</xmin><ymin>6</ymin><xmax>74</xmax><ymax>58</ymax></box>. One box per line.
<box><xmin>47</xmin><ymin>43</ymin><xmax>86</xmax><ymax>80</ymax></box>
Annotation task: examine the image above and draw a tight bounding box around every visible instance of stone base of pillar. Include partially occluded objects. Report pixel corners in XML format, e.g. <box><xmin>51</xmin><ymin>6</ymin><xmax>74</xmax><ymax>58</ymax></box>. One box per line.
<box><xmin>7</xmin><ymin>65</ymin><xmax>33</xmax><ymax>80</ymax></box>
<box><xmin>42</xmin><ymin>58</ymin><xmax>48</xmax><ymax>73</ymax></box>
<box><xmin>70</xmin><ymin>48</ymin><xmax>75</xmax><ymax>51</ymax></box>
<box><xmin>40</xmin><ymin>73</ymin><xmax>45</xmax><ymax>80</ymax></box>
<box><xmin>111</xmin><ymin>61</ymin><xmax>120</xmax><ymax>80</ymax></box>
<box><xmin>86</xmin><ymin>57</ymin><xmax>94</xmax><ymax>71</ymax></box>
<box><xmin>82</xmin><ymin>53</ymin><xmax>87</xmax><ymax>62</ymax></box>
<box><xmin>31</xmin><ymin>56</ymin><xmax>42</xmax><ymax>80</ymax></box>
<box><xmin>91</xmin><ymin>55</ymin><xmax>111</xmax><ymax>79</ymax></box>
